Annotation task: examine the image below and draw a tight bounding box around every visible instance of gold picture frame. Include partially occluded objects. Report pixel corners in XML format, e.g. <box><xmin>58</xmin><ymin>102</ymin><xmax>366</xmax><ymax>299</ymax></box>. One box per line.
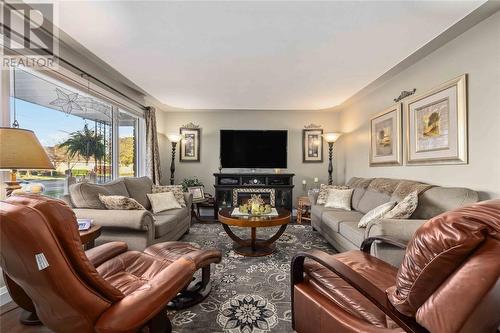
<box><xmin>405</xmin><ymin>74</ymin><xmax>467</xmax><ymax>165</ymax></box>
<box><xmin>370</xmin><ymin>104</ymin><xmax>402</xmax><ymax>166</ymax></box>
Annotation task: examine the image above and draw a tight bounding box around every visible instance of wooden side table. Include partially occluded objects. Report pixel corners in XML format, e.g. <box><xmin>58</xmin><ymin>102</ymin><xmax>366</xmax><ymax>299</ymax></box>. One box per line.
<box><xmin>191</xmin><ymin>197</ymin><xmax>217</xmax><ymax>222</ymax></box>
<box><xmin>296</xmin><ymin>196</ymin><xmax>311</xmax><ymax>224</ymax></box>
<box><xmin>79</xmin><ymin>224</ymin><xmax>102</xmax><ymax>250</ymax></box>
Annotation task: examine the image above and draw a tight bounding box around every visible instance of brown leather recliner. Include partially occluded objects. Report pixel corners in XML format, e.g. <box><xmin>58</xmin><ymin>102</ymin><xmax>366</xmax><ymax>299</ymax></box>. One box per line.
<box><xmin>291</xmin><ymin>199</ymin><xmax>500</xmax><ymax>333</ymax></box>
<box><xmin>0</xmin><ymin>195</ymin><xmax>222</xmax><ymax>332</ymax></box>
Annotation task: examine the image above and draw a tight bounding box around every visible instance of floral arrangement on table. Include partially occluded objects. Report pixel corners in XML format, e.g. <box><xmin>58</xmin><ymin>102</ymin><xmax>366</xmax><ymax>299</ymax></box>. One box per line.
<box><xmin>239</xmin><ymin>194</ymin><xmax>273</xmax><ymax>215</ymax></box>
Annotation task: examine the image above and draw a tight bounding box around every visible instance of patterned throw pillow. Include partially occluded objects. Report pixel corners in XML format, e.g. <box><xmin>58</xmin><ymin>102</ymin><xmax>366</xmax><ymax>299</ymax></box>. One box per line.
<box><xmin>147</xmin><ymin>192</ymin><xmax>182</xmax><ymax>214</ymax></box>
<box><xmin>152</xmin><ymin>185</ymin><xmax>186</xmax><ymax>207</ymax></box>
<box><xmin>384</xmin><ymin>191</ymin><xmax>418</xmax><ymax>219</ymax></box>
<box><xmin>324</xmin><ymin>188</ymin><xmax>354</xmax><ymax>211</ymax></box>
<box><xmin>316</xmin><ymin>184</ymin><xmax>350</xmax><ymax>205</ymax></box>
<box><xmin>98</xmin><ymin>194</ymin><xmax>145</xmax><ymax>210</ymax></box>
<box><xmin>358</xmin><ymin>201</ymin><xmax>397</xmax><ymax>228</ymax></box>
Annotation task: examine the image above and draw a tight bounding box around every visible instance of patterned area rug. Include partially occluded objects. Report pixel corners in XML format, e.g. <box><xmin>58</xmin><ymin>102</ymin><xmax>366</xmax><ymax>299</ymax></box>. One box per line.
<box><xmin>168</xmin><ymin>222</ymin><xmax>337</xmax><ymax>333</ymax></box>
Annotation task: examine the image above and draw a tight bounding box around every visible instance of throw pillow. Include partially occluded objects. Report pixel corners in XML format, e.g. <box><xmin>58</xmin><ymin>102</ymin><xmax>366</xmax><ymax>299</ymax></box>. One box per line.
<box><xmin>324</xmin><ymin>188</ymin><xmax>354</xmax><ymax>211</ymax></box>
<box><xmin>358</xmin><ymin>201</ymin><xmax>397</xmax><ymax>228</ymax></box>
<box><xmin>147</xmin><ymin>192</ymin><xmax>182</xmax><ymax>214</ymax></box>
<box><xmin>98</xmin><ymin>194</ymin><xmax>145</xmax><ymax>210</ymax></box>
<box><xmin>384</xmin><ymin>191</ymin><xmax>418</xmax><ymax>219</ymax></box>
<box><xmin>152</xmin><ymin>185</ymin><xmax>186</xmax><ymax>207</ymax></box>
<box><xmin>317</xmin><ymin>184</ymin><xmax>350</xmax><ymax>205</ymax></box>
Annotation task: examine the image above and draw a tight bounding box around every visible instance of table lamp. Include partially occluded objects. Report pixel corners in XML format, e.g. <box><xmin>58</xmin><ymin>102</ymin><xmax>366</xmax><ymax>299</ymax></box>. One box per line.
<box><xmin>167</xmin><ymin>133</ymin><xmax>182</xmax><ymax>185</ymax></box>
<box><xmin>323</xmin><ymin>132</ymin><xmax>342</xmax><ymax>185</ymax></box>
<box><xmin>0</xmin><ymin>127</ymin><xmax>54</xmax><ymax>196</ymax></box>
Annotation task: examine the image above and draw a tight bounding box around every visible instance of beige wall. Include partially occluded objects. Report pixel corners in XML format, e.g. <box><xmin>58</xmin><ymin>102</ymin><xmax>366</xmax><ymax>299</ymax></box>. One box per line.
<box><xmin>335</xmin><ymin>11</ymin><xmax>500</xmax><ymax>200</ymax></box>
<box><xmin>157</xmin><ymin>110</ymin><xmax>341</xmax><ymax>205</ymax></box>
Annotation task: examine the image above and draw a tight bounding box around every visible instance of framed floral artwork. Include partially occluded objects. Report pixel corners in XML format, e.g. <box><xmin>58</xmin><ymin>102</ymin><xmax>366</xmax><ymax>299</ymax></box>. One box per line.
<box><xmin>406</xmin><ymin>74</ymin><xmax>467</xmax><ymax>165</ymax></box>
<box><xmin>302</xmin><ymin>129</ymin><xmax>323</xmax><ymax>163</ymax></box>
<box><xmin>180</xmin><ymin>125</ymin><xmax>200</xmax><ymax>162</ymax></box>
<box><xmin>370</xmin><ymin>104</ymin><xmax>402</xmax><ymax>166</ymax></box>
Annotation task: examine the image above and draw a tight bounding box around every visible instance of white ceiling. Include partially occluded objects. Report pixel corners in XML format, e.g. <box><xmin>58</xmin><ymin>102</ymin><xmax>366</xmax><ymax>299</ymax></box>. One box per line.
<box><xmin>57</xmin><ymin>1</ymin><xmax>484</xmax><ymax>110</ymax></box>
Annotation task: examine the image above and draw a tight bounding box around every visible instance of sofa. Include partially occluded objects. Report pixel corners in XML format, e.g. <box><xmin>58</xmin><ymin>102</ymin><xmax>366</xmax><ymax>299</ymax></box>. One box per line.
<box><xmin>64</xmin><ymin>176</ymin><xmax>192</xmax><ymax>250</ymax></box>
<box><xmin>310</xmin><ymin>177</ymin><xmax>479</xmax><ymax>266</ymax></box>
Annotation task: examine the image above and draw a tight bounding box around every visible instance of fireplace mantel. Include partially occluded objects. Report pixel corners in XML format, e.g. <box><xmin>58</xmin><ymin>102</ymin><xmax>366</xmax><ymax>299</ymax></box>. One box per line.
<box><xmin>213</xmin><ymin>173</ymin><xmax>295</xmax><ymax>213</ymax></box>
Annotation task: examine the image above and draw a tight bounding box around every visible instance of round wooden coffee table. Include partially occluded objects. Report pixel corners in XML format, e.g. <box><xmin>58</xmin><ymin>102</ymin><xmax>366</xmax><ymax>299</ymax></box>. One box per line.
<box><xmin>218</xmin><ymin>208</ymin><xmax>291</xmax><ymax>257</ymax></box>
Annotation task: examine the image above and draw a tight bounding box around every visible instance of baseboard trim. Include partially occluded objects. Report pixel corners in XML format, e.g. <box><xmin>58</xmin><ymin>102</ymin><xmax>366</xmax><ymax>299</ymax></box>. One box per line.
<box><xmin>0</xmin><ymin>286</ymin><xmax>12</xmax><ymax>306</ymax></box>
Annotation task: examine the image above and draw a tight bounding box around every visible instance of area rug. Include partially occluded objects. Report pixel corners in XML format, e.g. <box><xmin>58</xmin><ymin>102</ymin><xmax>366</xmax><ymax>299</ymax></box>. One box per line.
<box><xmin>168</xmin><ymin>222</ymin><xmax>337</xmax><ymax>333</ymax></box>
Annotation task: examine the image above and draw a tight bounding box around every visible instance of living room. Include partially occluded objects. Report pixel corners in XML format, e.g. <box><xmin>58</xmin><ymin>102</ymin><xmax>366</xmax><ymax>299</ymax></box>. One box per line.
<box><xmin>1</xmin><ymin>1</ymin><xmax>499</xmax><ymax>333</ymax></box>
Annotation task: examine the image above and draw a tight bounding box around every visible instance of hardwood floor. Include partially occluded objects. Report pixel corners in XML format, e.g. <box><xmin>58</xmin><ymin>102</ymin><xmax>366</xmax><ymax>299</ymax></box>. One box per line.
<box><xmin>0</xmin><ymin>302</ymin><xmax>52</xmax><ymax>333</ymax></box>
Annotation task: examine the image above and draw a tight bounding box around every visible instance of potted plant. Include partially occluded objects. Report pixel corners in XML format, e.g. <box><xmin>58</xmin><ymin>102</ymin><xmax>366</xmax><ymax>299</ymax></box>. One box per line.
<box><xmin>181</xmin><ymin>177</ymin><xmax>203</xmax><ymax>192</ymax></box>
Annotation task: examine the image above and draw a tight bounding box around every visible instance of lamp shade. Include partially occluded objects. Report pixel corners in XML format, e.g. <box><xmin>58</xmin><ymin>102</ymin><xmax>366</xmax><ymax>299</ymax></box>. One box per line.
<box><xmin>0</xmin><ymin>127</ymin><xmax>54</xmax><ymax>170</ymax></box>
<box><xmin>167</xmin><ymin>133</ymin><xmax>182</xmax><ymax>143</ymax></box>
<box><xmin>323</xmin><ymin>132</ymin><xmax>342</xmax><ymax>143</ymax></box>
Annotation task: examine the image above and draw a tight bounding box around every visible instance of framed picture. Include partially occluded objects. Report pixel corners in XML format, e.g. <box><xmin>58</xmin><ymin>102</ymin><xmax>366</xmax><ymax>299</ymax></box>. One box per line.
<box><xmin>188</xmin><ymin>185</ymin><xmax>205</xmax><ymax>202</ymax></box>
<box><xmin>180</xmin><ymin>127</ymin><xmax>200</xmax><ymax>162</ymax></box>
<box><xmin>370</xmin><ymin>104</ymin><xmax>402</xmax><ymax>166</ymax></box>
<box><xmin>406</xmin><ymin>74</ymin><xmax>467</xmax><ymax>165</ymax></box>
<box><xmin>303</xmin><ymin>129</ymin><xmax>323</xmax><ymax>163</ymax></box>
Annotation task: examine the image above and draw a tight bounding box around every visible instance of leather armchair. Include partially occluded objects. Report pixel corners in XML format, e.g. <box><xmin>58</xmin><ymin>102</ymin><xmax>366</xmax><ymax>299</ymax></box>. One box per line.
<box><xmin>0</xmin><ymin>195</ymin><xmax>221</xmax><ymax>332</ymax></box>
<box><xmin>291</xmin><ymin>199</ymin><xmax>500</xmax><ymax>333</ymax></box>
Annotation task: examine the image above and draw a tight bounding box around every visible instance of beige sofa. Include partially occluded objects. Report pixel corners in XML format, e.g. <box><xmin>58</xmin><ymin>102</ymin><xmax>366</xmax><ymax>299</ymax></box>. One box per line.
<box><xmin>310</xmin><ymin>177</ymin><xmax>479</xmax><ymax>266</ymax></box>
<box><xmin>64</xmin><ymin>176</ymin><xmax>192</xmax><ymax>250</ymax></box>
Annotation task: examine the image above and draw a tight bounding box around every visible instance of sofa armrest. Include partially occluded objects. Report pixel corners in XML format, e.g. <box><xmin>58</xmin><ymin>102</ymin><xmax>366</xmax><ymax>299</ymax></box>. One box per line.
<box><xmin>291</xmin><ymin>250</ymin><xmax>428</xmax><ymax>333</ymax></box>
<box><xmin>183</xmin><ymin>192</ymin><xmax>193</xmax><ymax>208</ymax></box>
<box><xmin>365</xmin><ymin>218</ymin><xmax>427</xmax><ymax>243</ymax></box>
<box><xmin>73</xmin><ymin>208</ymin><xmax>155</xmax><ymax>231</ymax></box>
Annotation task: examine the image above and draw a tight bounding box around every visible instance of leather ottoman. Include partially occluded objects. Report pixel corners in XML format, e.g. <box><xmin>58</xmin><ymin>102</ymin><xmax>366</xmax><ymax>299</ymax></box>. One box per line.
<box><xmin>144</xmin><ymin>241</ymin><xmax>222</xmax><ymax>309</ymax></box>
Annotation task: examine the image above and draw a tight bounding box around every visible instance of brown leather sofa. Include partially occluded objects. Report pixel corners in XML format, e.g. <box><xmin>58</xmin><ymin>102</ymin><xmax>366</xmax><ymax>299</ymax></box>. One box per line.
<box><xmin>0</xmin><ymin>195</ymin><xmax>222</xmax><ymax>332</ymax></box>
<box><xmin>291</xmin><ymin>199</ymin><xmax>500</xmax><ymax>333</ymax></box>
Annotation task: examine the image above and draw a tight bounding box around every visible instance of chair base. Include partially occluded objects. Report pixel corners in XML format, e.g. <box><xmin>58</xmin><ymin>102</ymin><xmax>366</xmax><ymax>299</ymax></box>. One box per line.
<box><xmin>20</xmin><ymin>310</ymin><xmax>42</xmax><ymax>326</ymax></box>
<box><xmin>147</xmin><ymin>309</ymin><xmax>172</xmax><ymax>333</ymax></box>
<box><xmin>168</xmin><ymin>266</ymin><xmax>212</xmax><ymax>310</ymax></box>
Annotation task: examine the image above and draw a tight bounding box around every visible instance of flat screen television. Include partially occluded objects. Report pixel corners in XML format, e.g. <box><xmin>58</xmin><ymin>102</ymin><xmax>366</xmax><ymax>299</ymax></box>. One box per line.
<box><xmin>220</xmin><ymin>130</ymin><xmax>287</xmax><ymax>168</ymax></box>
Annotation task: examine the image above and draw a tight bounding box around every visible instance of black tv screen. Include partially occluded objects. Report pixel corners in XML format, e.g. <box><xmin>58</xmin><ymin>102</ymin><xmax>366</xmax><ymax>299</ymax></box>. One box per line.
<box><xmin>220</xmin><ymin>130</ymin><xmax>287</xmax><ymax>168</ymax></box>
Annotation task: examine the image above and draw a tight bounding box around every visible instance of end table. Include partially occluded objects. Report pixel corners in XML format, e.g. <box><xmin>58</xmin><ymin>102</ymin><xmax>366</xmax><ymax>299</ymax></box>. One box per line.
<box><xmin>296</xmin><ymin>196</ymin><xmax>311</xmax><ymax>224</ymax></box>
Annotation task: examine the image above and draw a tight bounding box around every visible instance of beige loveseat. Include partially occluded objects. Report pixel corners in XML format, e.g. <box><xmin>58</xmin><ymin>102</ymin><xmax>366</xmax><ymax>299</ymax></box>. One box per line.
<box><xmin>64</xmin><ymin>176</ymin><xmax>192</xmax><ymax>250</ymax></box>
<box><xmin>310</xmin><ymin>177</ymin><xmax>479</xmax><ymax>266</ymax></box>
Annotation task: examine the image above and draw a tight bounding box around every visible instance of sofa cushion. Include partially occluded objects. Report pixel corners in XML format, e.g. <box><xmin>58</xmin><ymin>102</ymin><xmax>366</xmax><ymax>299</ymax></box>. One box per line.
<box><xmin>317</xmin><ymin>184</ymin><xmax>350</xmax><ymax>205</ymax></box>
<box><xmin>338</xmin><ymin>221</ymin><xmax>366</xmax><ymax>247</ymax></box>
<box><xmin>356</xmin><ymin>190</ymin><xmax>392</xmax><ymax>214</ymax></box>
<box><xmin>384</xmin><ymin>191</ymin><xmax>418</xmax><ymax>219</ymax></box>
<box><xmin>69</xmin><ymin>179</ymin><xmax>129</xmax><ymax>209</ymax></box>
<box><xmin>351</xmin><ymin>187</ymin><xmax>367</xmax><ymax>211</ymax></box>
<box><xmin>346</xmin><ymin>177</ymin><xmax>373</xmax><ymax>211</ymax></box>
<box><xmin>147</xmin><ymin>192</ymin><xmax>182</xmax><ymax>214</ymax></box>
<box><xmin>358</xmin><ymin>201</ymin><xmax>397</xmax><ymax>228</ymax></box>
<box><xmin>123</xmin><ymin>177</ymin><xmax>153</xmax><ymax>210</ymax></box>
<box><xmin>152</xmin><ymin>185</ymin><xmax>186</xmax><ymax>207</ymax></box>
<box><xmin>322</xmin><ymin>210</ymin><xmax>364</xmax><ymax>233</ymax></box>
<box><xmin>324</xmin><ymin>188</ymin><xmax>353</xmax><ymax>210</ymax></box>
<box><xmin>98</xmin><ymin>194</ymin><xmax>145</xmax><ymax>210</ymax></box>
<box><xmin>311</xmin><ymin>205</ymin><xmax>336</xmax><ymax>219</ymax></box>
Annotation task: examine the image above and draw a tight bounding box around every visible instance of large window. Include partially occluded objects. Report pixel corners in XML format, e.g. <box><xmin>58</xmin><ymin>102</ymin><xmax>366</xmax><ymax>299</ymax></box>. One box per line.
<box><xmin>119</xmin><ymin>109</ymin><xmax>138</xmax><ymax>177</ymax></box>
<box><xmin>9</xmin><ymin>68</ymin><xmax>143</xmax><ymax>198</ymax></box>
